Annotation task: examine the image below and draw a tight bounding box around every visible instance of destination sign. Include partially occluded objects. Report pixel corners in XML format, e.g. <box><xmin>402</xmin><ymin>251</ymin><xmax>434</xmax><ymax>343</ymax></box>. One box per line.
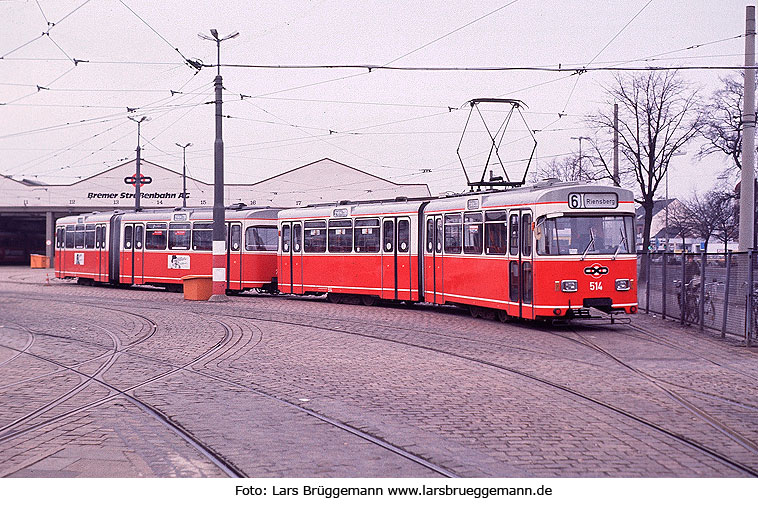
<box><xmin>568</xmin><ymin>192</ymin><xmax>618</xmax><ymax>209</ymax></box>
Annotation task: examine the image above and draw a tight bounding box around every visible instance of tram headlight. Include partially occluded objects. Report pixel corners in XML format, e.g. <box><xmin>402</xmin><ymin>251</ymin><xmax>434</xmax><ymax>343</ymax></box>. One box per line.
<box><xmin>615</xmin><ymin>279</ymin><xmax>631</xmax><ymax>291</ymax></box>
<box><xmin>561</xmin><ymin>280</ymin><xmax>578</xmax><ymax>292</ymax></box>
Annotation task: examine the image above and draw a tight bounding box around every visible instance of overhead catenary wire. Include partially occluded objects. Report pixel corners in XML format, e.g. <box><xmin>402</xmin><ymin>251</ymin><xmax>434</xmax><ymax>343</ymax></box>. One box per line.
<box><xmin>0</xmin><ymin>0</ymin><xmax>93</xmax><ymax>60</ymax></box>
<box><xmin>116</xmin><ymin>0</ymin><xmax>198</xmax><ymax>70</ymax></box>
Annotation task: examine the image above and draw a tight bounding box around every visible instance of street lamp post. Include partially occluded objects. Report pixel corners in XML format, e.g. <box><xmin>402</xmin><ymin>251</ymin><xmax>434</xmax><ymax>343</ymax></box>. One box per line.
<box><xmin>571</xmin><ymin>136</ymin><xmax>590</xmax><ymax>180</ymax></box>
<box><xmin>175</xmin><ymin>142</ymin><xmax>192</xmax><ymax>208</ymax></box>
<box><xmin>128</xmin><ymin>116</ymin><xmax>149</xmax><ymax>211</ymax></box>
<box><xmin>199</xmin><ymin>28</ymin><xmax>239</xmax><ymax>301</ymax></box>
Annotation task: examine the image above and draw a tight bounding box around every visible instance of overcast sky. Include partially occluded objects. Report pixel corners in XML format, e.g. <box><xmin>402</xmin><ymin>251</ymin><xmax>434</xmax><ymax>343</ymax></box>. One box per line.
<box><xmin>0</xmin><ymin>0</ymin><xmax>753</xmax><ymax>198</ymax></box>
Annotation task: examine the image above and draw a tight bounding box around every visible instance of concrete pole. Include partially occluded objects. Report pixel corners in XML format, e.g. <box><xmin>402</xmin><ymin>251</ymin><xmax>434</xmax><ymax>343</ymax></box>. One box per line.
<box><xmin>211</xmin><ymin>70</ymin><xmax>227</xmax><ymax>300</ymax></box>
<box><xmin>199</xmin><ymin>29</ymin><xmax>238</xmax><ymax>301</ymax></box>
<box><xmin>740</xmin><ymin>5</ymin><xmax>756</xmax><ymax>251</ymax></box>
<box><xmin>613</xmin><ymin>103</ymin><xmax>620</xmax><ymax>186</ymax></box>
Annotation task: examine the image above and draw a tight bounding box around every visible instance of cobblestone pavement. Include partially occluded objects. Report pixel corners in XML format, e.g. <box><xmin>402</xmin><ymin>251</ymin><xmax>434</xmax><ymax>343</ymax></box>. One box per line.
<box><xmin>1</xmin><ymin>267</ymin><xmax>757</xmax><ymax>478</ymax></box>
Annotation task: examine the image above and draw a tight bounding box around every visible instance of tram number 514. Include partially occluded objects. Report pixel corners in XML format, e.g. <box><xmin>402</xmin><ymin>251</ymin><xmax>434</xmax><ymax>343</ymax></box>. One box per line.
<box><xmin>590</xmin><ymin>281</ymin><xmax>603</xmax><ymax>291</ymax></box>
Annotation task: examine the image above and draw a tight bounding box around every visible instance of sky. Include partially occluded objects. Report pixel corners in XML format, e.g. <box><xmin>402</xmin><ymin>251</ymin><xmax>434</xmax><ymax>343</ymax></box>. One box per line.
<box><xmin>0</xmin><ymin>0</ymin><xmax>754</xmax><ymax>199</ymax></box>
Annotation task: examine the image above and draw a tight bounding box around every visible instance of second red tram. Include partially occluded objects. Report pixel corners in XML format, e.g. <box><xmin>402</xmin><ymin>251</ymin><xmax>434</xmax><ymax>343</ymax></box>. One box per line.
<box><xmin>55</xmin><ymin>207</ymin><xmax>280</xmax><ymax>292</ymax></box>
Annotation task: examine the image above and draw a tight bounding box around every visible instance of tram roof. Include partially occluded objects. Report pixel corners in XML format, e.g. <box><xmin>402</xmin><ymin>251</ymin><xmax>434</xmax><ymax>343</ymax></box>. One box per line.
<box><xmin>55</xmin><ymin>206</ymin><xmax>281</xmax><ymax>225</ymax></box>
<box><xmin>425</xmin><ymin>182</ymin><xmax>635</xmax><ymax>213</ymax></box>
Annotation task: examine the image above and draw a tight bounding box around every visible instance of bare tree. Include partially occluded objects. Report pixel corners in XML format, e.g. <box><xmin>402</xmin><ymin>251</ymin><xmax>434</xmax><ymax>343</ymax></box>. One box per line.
<box><xmin>698</xmin><ymin>72</ymin><xmax>755</xmax><ymax>172</ymax></box>
<box><xmin>667</xmin><ymin>200</ymin><xmax>694</xmax><ymax>251</ymax></box>
<box><xmin>711</xmin><ymin>190</ymin><xmax>739</xmax><ymax>255</ymax></box>
<box><xmin>532</xmin><ymin>154</ymin><xmax>585</xmax><ymax>182</ymax></box>
<box><xmin>590</xmin><ymin>71</ymin><xmax>702</xmax><ymax>254</ymax></box>
<box><xmin>675</xmin><ymin>189</ymin><xmax>732</xmax><ymax>252</ymax></box>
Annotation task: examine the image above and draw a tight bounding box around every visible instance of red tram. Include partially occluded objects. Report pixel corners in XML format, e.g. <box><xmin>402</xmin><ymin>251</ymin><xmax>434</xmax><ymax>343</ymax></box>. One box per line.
<box><xmin>55</xmin><ymin>207</ymin><xmax>279</xmax><ymax>292</ymax></box>
<box><xmin>54</xmin><ymin>180</ymin><xmax>638</xmax><ymax>321</ymax></box>
<box><xmin>277</xmin><ymin>181</ymin><xmax>638</xmax><ymax>320</ymax></box>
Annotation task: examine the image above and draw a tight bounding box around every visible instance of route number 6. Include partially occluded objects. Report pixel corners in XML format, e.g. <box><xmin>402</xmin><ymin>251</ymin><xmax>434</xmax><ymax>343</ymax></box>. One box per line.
<box><xmin>569</xmin><ymin>193</ymin><xmax>582</xmax><ymax>209</ymax></box>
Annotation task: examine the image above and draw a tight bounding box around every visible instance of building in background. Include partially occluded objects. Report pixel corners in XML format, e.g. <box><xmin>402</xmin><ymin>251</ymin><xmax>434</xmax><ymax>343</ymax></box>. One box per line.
<box><xmin>0</xmin><ymin>158</ymin><xmax>430</xmax><ymax>266</ymax></box>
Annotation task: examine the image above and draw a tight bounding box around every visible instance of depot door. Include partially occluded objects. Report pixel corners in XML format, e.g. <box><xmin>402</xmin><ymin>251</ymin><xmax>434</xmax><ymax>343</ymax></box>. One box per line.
<box><xmin>508</xmin><ymin>210</ymin><xmax>533</xmax><ymax>319</ymax></box>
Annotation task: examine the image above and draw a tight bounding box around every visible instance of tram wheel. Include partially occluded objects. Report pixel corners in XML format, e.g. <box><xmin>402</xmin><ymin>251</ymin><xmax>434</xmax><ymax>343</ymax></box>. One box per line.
<box><xmin>326</xmin><ymin>293</ymin><xmax>342</xmax><ymax>304</ymax></box>
<box><xmin>497</xmin><ymin>309</ymin><xmax>511</xmax><ymax>323</ymax></box>
<box><xmin>361</xmin><ymin>295</ymin><xmax>376</xmax><ymax>306</ymax></box>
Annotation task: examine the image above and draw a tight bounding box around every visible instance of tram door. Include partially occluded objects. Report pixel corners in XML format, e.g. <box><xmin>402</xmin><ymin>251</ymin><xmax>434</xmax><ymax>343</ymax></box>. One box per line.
<box><xmin>508</xmin><ymin>210</ymin><xmax>533</xmax><ymax>319</ymax></box>
<box><xmin>123</xmin><ymin>223</ymin><xmax>144</xmax><ymax>285</ymax></box>
<box><xmin>280</xmin><ymin>222</ymin><xmax>303</xmax><ymax>294</ymax></box>
<box><xmin>226</xmin><ymin>222</ymin><xmax>243</xmax><ymax>291</ymax></box>
<box><xmin>382</xmin><ymin>217</ymin><xmax>412</xmax><ymax>300</ymax></box>
<box><xmin>95</xmin><ymin>225</ymin><xmax>106</xmax><ymax>282</ymax></box>
<box><xmin>424</xmin><ymin>215</ymin><xmax>444</xmax><ymax>304</ymax></box>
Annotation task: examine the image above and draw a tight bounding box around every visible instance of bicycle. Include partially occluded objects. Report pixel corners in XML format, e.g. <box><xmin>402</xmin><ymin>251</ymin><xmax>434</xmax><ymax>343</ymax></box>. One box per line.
<box><xmin>675</xmin><ymin>278</ymin><xmax>706</xmax><ymax>325</ymax></box>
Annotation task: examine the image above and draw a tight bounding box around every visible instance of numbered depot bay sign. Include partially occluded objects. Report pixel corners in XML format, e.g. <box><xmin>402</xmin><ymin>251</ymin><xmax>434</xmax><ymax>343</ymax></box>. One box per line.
<box><xmin>568</xmin><ymin>192</ymin><xmax>618</xmax><ymax>209</ymax></box>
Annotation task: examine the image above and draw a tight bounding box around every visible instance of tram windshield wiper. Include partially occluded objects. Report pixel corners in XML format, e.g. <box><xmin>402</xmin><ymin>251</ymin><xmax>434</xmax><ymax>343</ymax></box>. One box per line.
<box><xmin>612</xmin><ymin>226</ymin><xmax>628</xmax><ymax>260</ymax></box>
<box><xmin>581</xmin><ymin>228</ymin><xmax>596</xmax><ymax>261</ymax></box>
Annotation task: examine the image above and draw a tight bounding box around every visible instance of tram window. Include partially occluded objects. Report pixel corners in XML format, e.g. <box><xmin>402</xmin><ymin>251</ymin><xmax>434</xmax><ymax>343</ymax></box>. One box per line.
<box><xmin>145</xmin><ymin>223</ymin><xmax>167</xmax><ymax>250</ymax></box>
<box><xmin>292</xmin><ymin>224</ymin><xmax>302</xmax><ymax>253</ymax></box>
<box><xmin>168</xmin><ymin>222</ymin><xmax>191</xmax><ymax>250</ymax></box>
<box><xmin>85</xmin><ymin>224</ymin><xmax>96</xmax><ymax>249</ymax></box>
<box><xmin>523</xmin><ymin>262</ymin><xmax>533</xmax><ymax>303</ymax></box>
<box><xmin>398</xmin><ymin>219</ymin><xmax>410</xmax><ymax>253</ymax></box>
<box><xmin>65</xmin><ymin>225</ymin><xmax>75</xmax><ymax>249</ymax></box>
<box><xmin>245</xmin><ymin>225</ymin><xmax>278</xmax><ymax>251</ymax></box>
<box><xmin>509</xmin><ymin>215</ymin><xmax>520</xmax><ymax>256</ymax></box>
<box><xmin>192</xmin><ymin>222</ymin><xmax>212</xmax><ymax>251</ymax></box>
<box><xmin>444</xmin><ymin>213</ymin><xmax>462</xmax><ymax>254</ymax></box>
<box><xmin>229</xmin><ymin>224</ymin><xmax>241</xmax><ymax>252</ymax></box>
<box><xmin>425</xmin><ymin>219</ymin><xmax>434</xmax><ymax>253</ymax></box>
<box><xmin>74</xmin><ymin>224</ymin><xmax>85</xmax><ymax>249</ymax></box>
<box><xmin>303</xmin><ymin>220</ymin><xmax>326</xmax><ymax>253</ymax></box>
<box><xmin>484</xmin><ymin>211</ymin><xmax>508</xmax><ymax>255</ymax></box>
<box><xmin>95</xmin><ymin>226</ymin><xmax>102</xmax><ymax>249</ymax></box>
<box><xmin>435</xmin><ymin>218</ymin><xmax>442</xmax><ymax>253</ymax></box>
<box><xmin>56</xmin><ymin>228</ymin><xmax>64</xmax><ymax>248</ymax></box>
<box><xmin>521</xmin><ymin>213</ymin><xmax>532</xmax><ymax>256</ymax></box>
<box><xmin>536</xmin><ymin>215</ymin><xmax>637</xmax><ymax>256</ymax></box>
<box><xmin>354</xmin><ymin>218</ymin><xmax>380</xmax><ymax>253</ymax></box>
<box><xmin>328</xmin><ymin>219</ymin><xmax>352</xmax><ymax>253</ymax></box>
<box><xmin>134</xmin><ymin>225</ymin><xmax>144</xmax><ymax>249</ymax></box>
<box><xmin>463</xmin><ymin>212</ymin><xmax>483</xmax><ymax>255</ymax></box>
<box><xmin>383</xmin><ymin>220</ymin><xmax>394</xmax><ymax>252</ymax></box>
<box><xmin>123</xmin><ymin>225</ymin><xmax>133</xmax><ymax>249</ymax></box>
<box><xmin>281</xmin><ymin>224</ymin><xmax>291</xmax><ymax>252</ymax></box>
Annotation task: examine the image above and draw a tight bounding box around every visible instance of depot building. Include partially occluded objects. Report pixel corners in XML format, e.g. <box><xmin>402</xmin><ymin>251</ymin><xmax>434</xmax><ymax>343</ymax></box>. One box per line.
<box><xmin>0</xmin><ymin>158</ymin><xmax>430</xmax><ymax>266</ymax></box>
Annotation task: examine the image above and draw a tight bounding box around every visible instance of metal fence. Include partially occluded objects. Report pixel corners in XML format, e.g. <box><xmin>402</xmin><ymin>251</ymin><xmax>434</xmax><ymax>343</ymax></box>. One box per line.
<box><xmin>637</xmin><ymin>252</ymin><xmax>756</xmax><ymax>346</ymax></box>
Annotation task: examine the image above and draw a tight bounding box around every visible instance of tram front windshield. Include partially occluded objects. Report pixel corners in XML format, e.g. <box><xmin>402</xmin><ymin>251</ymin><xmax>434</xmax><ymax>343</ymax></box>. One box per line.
<box><xmin>537</xmin><ymin>215</ymin><xmax>635</xmax><ymax>256</ymax></box>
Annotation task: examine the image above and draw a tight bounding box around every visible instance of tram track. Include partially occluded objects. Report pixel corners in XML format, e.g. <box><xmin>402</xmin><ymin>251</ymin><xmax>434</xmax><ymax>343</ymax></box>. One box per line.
<box><xmin>3</xmin><ymin>290</ymin><xmax>756</xmax><ymax>476</ymax></box>
<box><xmin>0</xmin><ymin>318</ymin><xmax>245</xmax><ymax>478</ymax></box>
<box><xmin>0</xmin><ymin>300</ymin><xmax>457</xmax><ymax>478</ymax></box>
<box><xmin>209</xmin><ymin>310</ymin><xmax>758</xmax><ymax>477</ymax></box>
<box><xmin>558</xmin><ymin>327</ymin><xmax>758</xmax><ymax>455</ymax></box>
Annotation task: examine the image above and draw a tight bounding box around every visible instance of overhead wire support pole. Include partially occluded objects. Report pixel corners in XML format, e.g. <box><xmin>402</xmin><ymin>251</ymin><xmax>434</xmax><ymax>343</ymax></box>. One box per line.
<box><xmin>199</xmin><ymin>29</ymin><xmax>239</xmax><ymax>302</ymax></box>
<box><xmin>128</xmin><ymin>115</ymin><xmax>149</xmax><ymax>211</ymax></box>
<box><xmin>740</xmin><ymin>5</ymin><xmax>756</xmax><ymax>252</ymax></box>
<box><xmin>176</xmin><ymin>142</ymin><xmax>192</xmax><ymax>208</ymax></box>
